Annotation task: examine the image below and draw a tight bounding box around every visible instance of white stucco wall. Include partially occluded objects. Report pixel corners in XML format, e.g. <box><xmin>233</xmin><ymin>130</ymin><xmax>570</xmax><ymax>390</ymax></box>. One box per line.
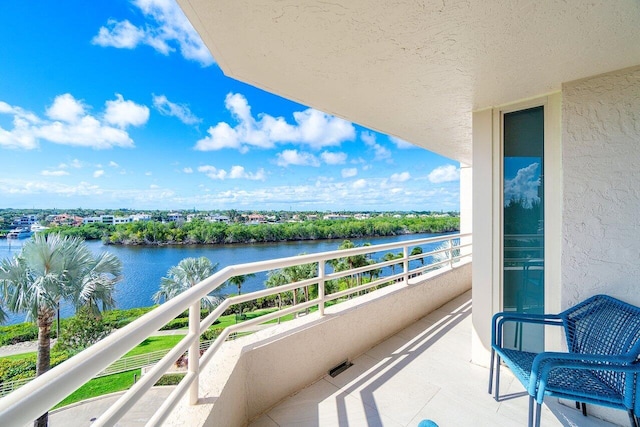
<box><xmin>561</xmin><ymin>65</ymin><xmax>640</xmax><ymax>309</ymax></box>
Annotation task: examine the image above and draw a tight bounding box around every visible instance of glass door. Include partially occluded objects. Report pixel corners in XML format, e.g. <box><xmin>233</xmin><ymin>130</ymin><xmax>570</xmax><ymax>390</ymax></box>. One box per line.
<box><xmin>502</xmin><ymin>106</ymin><xmax>545</xmax><ymax>352</ymax></box>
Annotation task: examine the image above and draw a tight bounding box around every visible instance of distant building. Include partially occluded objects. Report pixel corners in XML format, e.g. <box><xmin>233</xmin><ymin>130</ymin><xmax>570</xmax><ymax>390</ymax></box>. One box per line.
<box><xmin>12</xmin><ymin>215</ymin><xmax>38</xmax><ymax>226</ymax></box>
<box><xmin>167</xmin><ymin>212</ymin><xmax>183</xmax><ymax>222</ymax></box>
<box><xmin>208</xmin><ymin>214</ymin><xmax>230</xmax><ymax>223</ymax></box>
<box><xmin>52</xmin><ymin>214</ymin><xmax>83</xmax><ymax>227</ymax></box>
<box><xmin>354</xmin><ymin>213</ymin><xmax>370</xmax><ymax>220</ymax></box>
<box><xmin>323</xmin><ymin>214</ymin><xmax>350</xmax><ymax>220</ymax></box>
<box><xmin>83</xmin><ymin>215</ymin><xmax>136</xmax><ymax>225</ymax></box>
<box><xmin>247</xmin><ymin>214</ymin><xmax>266</xmax><ymax>223</ymax></box>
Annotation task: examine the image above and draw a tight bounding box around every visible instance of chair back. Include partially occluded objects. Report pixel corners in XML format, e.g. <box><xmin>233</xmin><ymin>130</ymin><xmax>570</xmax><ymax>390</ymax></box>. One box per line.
<box><xmin>561</xmin><ymin>295</ymin><xmax>640</xmax><ymax>358</ymax></box>
<box><xmin>562</xmin><ymin>295</ymin><xmax>640</xmax><ymax>404</ymax></box>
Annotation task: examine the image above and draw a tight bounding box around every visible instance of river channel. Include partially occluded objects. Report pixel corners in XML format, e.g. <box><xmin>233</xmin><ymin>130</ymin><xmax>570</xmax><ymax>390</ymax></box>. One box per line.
<box><xmin>0</xmin><ymin>232</ymin><xmax>448</xmax><ymax>325</ymax></box>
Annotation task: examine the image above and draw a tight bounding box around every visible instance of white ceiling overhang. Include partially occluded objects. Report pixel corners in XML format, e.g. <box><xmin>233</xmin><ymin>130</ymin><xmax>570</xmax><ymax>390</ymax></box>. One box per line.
<box><xmin>177</xmin><ymin>0</ymin><xmax>640</xmax><ymax>165</ymax></box>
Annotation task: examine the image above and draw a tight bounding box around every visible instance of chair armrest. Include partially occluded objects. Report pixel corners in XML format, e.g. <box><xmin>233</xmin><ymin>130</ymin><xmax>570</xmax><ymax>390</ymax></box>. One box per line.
<box><xmin>491</xmin><ymin>311</ymin><xmax>563</xmax><ymax>348</ymax></box>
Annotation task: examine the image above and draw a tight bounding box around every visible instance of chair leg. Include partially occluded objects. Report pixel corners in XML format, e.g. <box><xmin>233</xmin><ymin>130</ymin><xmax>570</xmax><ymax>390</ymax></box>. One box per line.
<box><xmin>494</xmin><ymin>354</ymin><xmax>501</xmax><ymax>401</ymax></box>
<box><xmin>488</xmin><ymin>348</ymin><xmax>495</xmax><ymax>394</ymax></box>
<box><xmin>528</xmin><ymin>396</ymin><xmax>534</xmax><ymax>427</ymax></box>
<box><xmin>534</xmin><ymin>402</ymin><xmax>542</xmax><ymax>427</ymax></box>
<box><xmin>628</xmin><ymin>409</ymin><xmax>638</xmax><ymax>427</ymax></box>
<box><xmin>581</xmin><ymin>402</ymin><xmax>587</xmax><ymax>416</ymax></box>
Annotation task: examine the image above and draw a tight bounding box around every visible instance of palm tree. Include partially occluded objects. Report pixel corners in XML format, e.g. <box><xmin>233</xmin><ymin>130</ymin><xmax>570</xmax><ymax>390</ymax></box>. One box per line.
<box><xmin>266</xmin><ymin>256</ymin><xmax>318</xmax><ymax>316</ymax></box>
<box><xmin>410</xmin><ymin>246</ymin><xmax>424</xmax><ymax>265</ymax></box>
<box><xmin>226</xmin><ymin>273</ymin><xmax>256</xmax><ymax>297</ymax></box>
<box><xmin>383</xmin><ymin>251</ymin><xmax>404</xmax><ymax>274</ymax></box>
<box><xmin>226</xmin><ymin>273</ymin><xmax>256</xmax><ymax>321</ymax></box>
<box><xmin>152</xmin><ymin>257</ymin><xmax>220</xmax><ymax>311</ymax></box>
<box><xmin>0</xmin><ymin>233</ymin><xmax>122</xmax><ymax>427</ymax></box>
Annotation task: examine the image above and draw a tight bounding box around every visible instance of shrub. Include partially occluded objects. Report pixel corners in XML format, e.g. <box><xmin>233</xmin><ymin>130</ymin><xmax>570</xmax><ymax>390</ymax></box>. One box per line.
<box><xmin>0</xmin><ymin>323</ymin><xmax>38</xmax><ymax>346</ymax></box>
<box><xmin>0</xmin><ymin>351</ymin><xmax>69</xmax><ymax>383</ymax></box>
<box><xmin>201</xmin><ymin>327</ymin><xmax>224</xmax><ymax>341</ymax></box>
<box><xmin>154</xmin><ymin>373</ymin><xmax>185</xmax><ymax>386</ymax></box>
<box><xmin>53</xmin><ymin>308</ymin><xmax>111</xmax><ymax>354</ymax></box>
<box><xmin>159</xmin><ymin>318</ymin><xmax>189</xmax><ymax>330</ymax></box>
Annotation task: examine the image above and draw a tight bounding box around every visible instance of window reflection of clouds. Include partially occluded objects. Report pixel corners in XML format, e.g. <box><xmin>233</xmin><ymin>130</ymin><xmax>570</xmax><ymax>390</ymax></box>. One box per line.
<box><xmin>504</xmin><ymin>161</ymin><xmax>540</xmax><ymax>207</ymax></box>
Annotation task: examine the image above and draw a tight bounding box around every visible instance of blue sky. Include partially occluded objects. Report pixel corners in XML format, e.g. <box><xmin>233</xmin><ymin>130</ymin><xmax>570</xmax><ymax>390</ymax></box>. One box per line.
<box><xmin>0</xmin><ymin>0</ymin><xmax>460</xmax><ymax>212</ymax></box>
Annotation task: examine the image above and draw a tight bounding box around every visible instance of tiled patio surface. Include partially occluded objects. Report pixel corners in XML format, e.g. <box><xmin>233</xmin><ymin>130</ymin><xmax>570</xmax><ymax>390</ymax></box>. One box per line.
<box><xmin>248</xmin><ymin>291</ymin><xmax>621</xmax><ymax>427</ymax></box>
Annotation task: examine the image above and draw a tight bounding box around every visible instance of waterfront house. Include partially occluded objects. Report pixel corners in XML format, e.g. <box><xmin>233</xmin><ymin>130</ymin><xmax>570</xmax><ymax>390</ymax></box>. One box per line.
<box><xmin>1</xmin><ymin>1</ymin><xmax>639</xmax><ymax>426</ymax></box>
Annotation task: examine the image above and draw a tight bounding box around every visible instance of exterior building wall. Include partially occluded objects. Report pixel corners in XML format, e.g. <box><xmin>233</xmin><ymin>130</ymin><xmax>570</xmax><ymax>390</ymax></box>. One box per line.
<box><xmin>471</xmin><ymin>108</ymin><xmax>494</xmax><ymax>365</ymax></box>
<box><xmin>561</xmin><ymin>66</ymin><xmax>640</xmax><ymax>308</ymax></box>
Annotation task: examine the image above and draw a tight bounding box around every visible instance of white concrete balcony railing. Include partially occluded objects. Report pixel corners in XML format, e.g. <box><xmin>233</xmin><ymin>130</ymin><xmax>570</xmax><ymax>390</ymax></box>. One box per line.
<box><xmin>0</xmin><ymin>233</ymin><xmax>471</xmax><ymax>426</ymax></box>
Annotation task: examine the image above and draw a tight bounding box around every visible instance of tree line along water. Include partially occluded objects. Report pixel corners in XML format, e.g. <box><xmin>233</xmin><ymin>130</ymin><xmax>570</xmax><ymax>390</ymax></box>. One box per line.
<box><xmin>1</xmin><ymin>219</ymin><xmax>458</xmax><ymax>326</ymax></box>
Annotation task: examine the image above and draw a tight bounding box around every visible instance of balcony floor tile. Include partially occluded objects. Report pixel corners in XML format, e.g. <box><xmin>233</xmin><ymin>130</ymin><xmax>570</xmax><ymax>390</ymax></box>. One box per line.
<box><xmin>249</xmin><ymin>291</ymin><xmax>623</xmax><ymax>427</ymax></box>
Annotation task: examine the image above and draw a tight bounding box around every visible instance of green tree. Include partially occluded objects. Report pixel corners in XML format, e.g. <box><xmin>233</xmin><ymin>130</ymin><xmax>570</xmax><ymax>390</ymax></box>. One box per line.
<box><xmin>153</xmin><ymin>257</ymin><xmax>220</xmax><ymax>311</ymax></box>
<box><xmin>226</xmin><ymin>273</ymin><xmax>257</xmax><ymax>320</ymax></box>
<box><xmin>329</xmin><ymin>240</ymin><xmax>370</xmax><ymax>290</ymax></box>
<box><xmin>410</xmin><ymin>246</ymin><xmax>424</xmax><ymax>265</ymax></box>
<box><xmin>383</xmin><ymin>251</ymin><xmax>404</xmax><ymax>274</ymax></box>
<box><xmin>0</xmin><ymin>233</ymin><xmax>122</xmax><ymax>427</ymax></box>
<box><xmin>266</xmin><ymin>256</ymin><xmax>318</xmax><ymax>314</ymax></box>
<box><xmin>226</xmin><ymin>273</ymin><xmax>256</xmax><ymax>297</ymax></box>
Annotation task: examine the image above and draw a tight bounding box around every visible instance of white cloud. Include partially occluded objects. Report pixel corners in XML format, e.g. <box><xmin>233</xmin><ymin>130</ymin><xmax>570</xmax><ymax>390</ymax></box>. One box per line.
<box><xmin>389</xmin><ymin>136</ymin><xmax>416</xmax><ymax>149</ymax></box>
<box><xmin>104</xmin><ymin>94</ymin><xmax>150</xmax><ymax>128</ymax></box>
<box><xmin>197</xmin><ymin>165</ymin><xmax>265</xmax><ymax>180</ymax></box>
<box><xmin>0</xmin><ymin>179</ymin><xmax>103</xmax><ymax>197</ymax></box>
<box><xmin>195</xmin><ymin>93</ymin><xmax>355</xmax><ymax>152</ymax></box>
<box><xmin>59</xmin><ymin>159</ymin><xmax>84</xmax><ymax>169</ymax></box>
<box><xmin>46</xmin><ymin>93</ymin><xmax>86</xmax><ymax>122</ymax></box>
<box><xmin>362</xmin><ymin>131</ymin><xmax>391</xmax><ymax>161</ymax></box>
<box><xmin>504</xmin><ymin>162</ymin><xmax>540</xmax><ymax>206</ymax></box>
<box><xmin>145</xmin><ymin>171</ymin><xmax>153</xmax><ymax>176</ymax></box>
<box><xmin>153</xmin><ymin>94</ymin><xmax>201</xmax><ymax>125</ymax></box>
<box><xmin>198</xmin><ymin>165</ymin><xmax>227</xmax><ymax>180</ymax></box>
<box><xmin>428</xmin><ymin>164</ymin><xmax>460</xmax><ymax>183</ymax></box>
<box><xmin>109</xmin><ymin>161</ymin><xmax>120</xmax><ymax>168</ymax></box>
<box><xmin>183</xmin><ymin>167</ymin><xmax>193</xmax><ymax>174</ymax></box>
<box><xmin>150</xmin><ymin>184</ymin><xmax>160</xmax><ymax>189</ymax></box>
<box><xmin>92</xmin><ymin>19</ymin><xmax>145</xmax><ymax>49</ymax></box>
<box><xmin>276</xmin><ymin>149</ymin><xmax>320</xmax><ymax>167</ymax></box>
<box><xmin>390</xmin><ymin>171</ymin><xmax>411</xmax><ymax>182</ymax></box>
<box><xmin>342</xmin><ymin>168</ymin><xmax>358</xmax><ymax>178</ymax></box>
<box><xmin>0</xmin><ymin>94</ymin><xmax>148</xmax><ymax>150</ymax></box>
<box><xmin>92</xmin><ymin>0</ymin><xmax>214</xmax><ymax>67</ymax></box>
<box><xmin>93</xmin><ymin>170</ymin><xmax>105</xmax><ymax>178</ymax></box>
<box><xmin>321</xmin><ymin>151</ymin><xmax>347</xmax><ymax>165</ymax></box>
<box><xmin>41</xmin><ymin>170</ymin><xmax>69</xmax><ymax>177</ymax></box>
<box><xmin>352</xmin><ymin>179</ymin><xmax>367</xmax><ymax>189</ymax></box>
<box><xmin>228</xmin><ymin>166</ymin><xmax>266</xmax><ymax>181</ymax></box>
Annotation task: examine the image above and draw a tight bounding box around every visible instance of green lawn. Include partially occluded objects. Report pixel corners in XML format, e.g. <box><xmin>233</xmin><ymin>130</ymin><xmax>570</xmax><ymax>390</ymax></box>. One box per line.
<box><xmin>3</xmin><ymin>303</ymin><xmax>338</xmax><ymax>409</ymax></box>
<box><xmin>123</xmin><ymin>335</ymin><xmax>185</xmax><ymax>357</ymax></box>
<box><xmin>54</xmin><ymin>369</ymin><xmax>141</xmax><ymax>409</ymax></box>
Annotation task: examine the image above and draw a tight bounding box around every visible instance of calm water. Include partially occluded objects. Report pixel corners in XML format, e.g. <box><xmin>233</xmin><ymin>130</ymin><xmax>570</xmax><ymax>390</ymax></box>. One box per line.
<box><xmin>0</xmin><ymin>232</ymin><xmax>448</xmax><ymax>325</ymax></box>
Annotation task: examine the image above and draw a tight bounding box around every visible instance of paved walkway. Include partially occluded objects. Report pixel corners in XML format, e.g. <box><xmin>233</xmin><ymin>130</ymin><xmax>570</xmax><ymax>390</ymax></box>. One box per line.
<box><xmin>45</xmin><ymin>387</ymin><xmax>176</xmax><ymax>427</ymax></box>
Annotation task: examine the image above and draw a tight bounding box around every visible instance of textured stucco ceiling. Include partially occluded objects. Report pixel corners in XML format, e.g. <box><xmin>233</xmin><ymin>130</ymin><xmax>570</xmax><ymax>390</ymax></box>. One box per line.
<box><xmin>177</xmin><ymin>0</ymin><xmax>640</xmax><ymax>165</ymax></box>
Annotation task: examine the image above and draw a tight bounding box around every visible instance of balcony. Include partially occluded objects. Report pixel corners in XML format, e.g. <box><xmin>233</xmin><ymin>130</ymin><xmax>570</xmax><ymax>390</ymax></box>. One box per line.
<box><xmin>0</xmin><ymin>233</ymin><xmax>617</xmax><ymax>426</ymax></box>
<box><xmin>246</xmin><ymin>291</ymin><xmax>616</xmax><ymax>427</ymax></box>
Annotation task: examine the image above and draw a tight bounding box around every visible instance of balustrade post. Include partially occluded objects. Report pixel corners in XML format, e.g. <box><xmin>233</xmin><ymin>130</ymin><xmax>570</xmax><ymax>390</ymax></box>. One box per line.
<box><xmin>318</xmin><ymin>262</ymin><xmax>325</xmax><ymax>316</ymax></box>
<box><xmin>403</xmin><ymin>246</ymin><xmax>409</xmax><ymax>284</ymax></box>
<box><xmin>448</xmin><ymin>238</ymin><xmax>453</xmax><ymax>268</ymax></box>
<box><xmin>188</xmin><ymin>301</ymin><xmax>200</xmax><ymax>405</ymax></box>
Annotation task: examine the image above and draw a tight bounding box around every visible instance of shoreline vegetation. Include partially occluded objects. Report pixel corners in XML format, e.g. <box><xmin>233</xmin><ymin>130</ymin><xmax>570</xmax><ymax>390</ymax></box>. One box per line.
<box><xmin>48</xmin><ymin>216</ymin><xmax>459</xmax><ymax>246</ymax></box>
